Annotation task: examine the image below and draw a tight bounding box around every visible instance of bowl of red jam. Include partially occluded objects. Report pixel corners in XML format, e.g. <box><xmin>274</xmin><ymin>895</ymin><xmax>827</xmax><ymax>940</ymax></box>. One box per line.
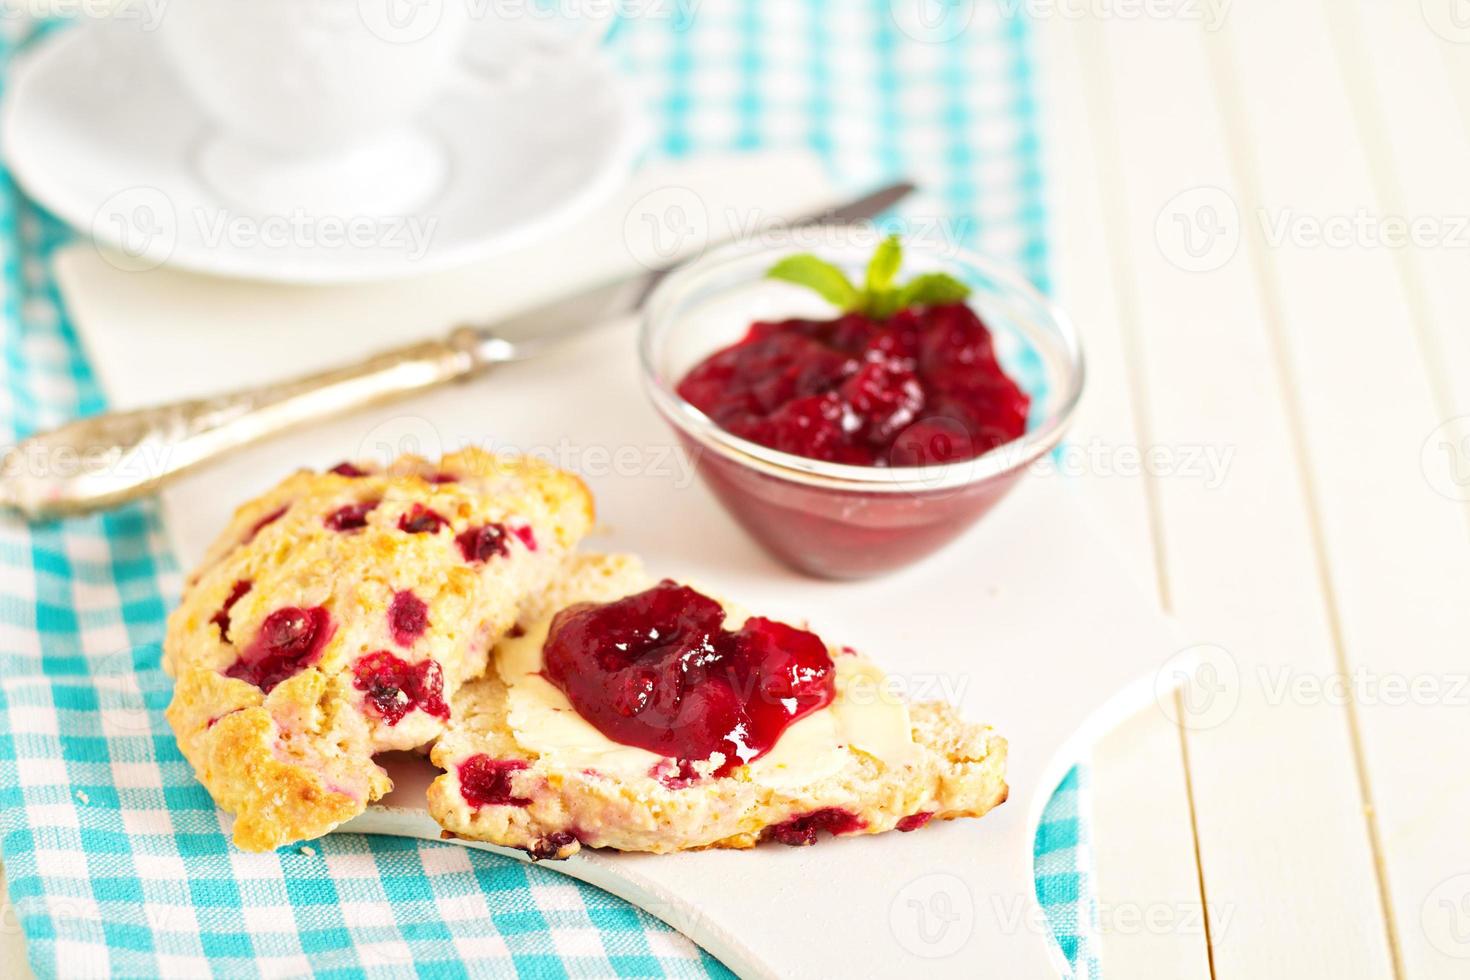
<box><xmin>639</xmin><ymin>234</ymin><xmax>1084</xmax><ymax>579</ymax></box>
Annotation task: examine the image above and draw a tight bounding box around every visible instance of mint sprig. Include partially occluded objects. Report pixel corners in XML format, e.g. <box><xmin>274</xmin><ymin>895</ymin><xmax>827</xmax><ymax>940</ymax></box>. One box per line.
<box><xmin>766</xmin><ymin>235</ymin><xmax>971</xmax><ymax>319</ymax></box>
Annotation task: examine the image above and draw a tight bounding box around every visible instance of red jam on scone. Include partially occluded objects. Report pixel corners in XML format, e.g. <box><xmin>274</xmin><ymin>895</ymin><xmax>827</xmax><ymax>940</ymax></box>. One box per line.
<box><xmin>426</xmin><ymin>553</ymin><xmax>1010</xmax><ymax>858</ymax></box>
<box><xmin>542</xmin><ymin>580</ymin><xmax>836</xmax><ymax>775</ymax></box>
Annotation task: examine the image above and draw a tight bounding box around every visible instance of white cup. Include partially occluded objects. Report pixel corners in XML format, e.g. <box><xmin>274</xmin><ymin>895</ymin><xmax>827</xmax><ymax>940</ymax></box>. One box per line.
<box><xmin>158</xmin><ymin>0</ymin><xmax>469</xmax><ymax>156</ymax></box>
<box><xmin>155</xmin><ymin>0</ymin><xmax>615</xmax><ymax>216</ymax></box>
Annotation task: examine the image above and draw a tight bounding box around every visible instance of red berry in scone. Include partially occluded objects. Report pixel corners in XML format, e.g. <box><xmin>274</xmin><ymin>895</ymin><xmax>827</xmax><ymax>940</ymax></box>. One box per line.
<box><xmin>163</xmin><ymin>449</ymin><xmax>593</xmax><ymax>851</ymax></box>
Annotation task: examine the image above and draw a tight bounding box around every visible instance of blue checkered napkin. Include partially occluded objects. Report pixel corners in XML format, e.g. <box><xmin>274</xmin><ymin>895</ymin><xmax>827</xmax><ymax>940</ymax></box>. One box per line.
<box><xmin>613</xmin><ymin>0</ymin><xmax>1050</xmax><ymax>290</ymax></box>
<box><xmin>0</xmin><ymin>213</ymin><xmax>732</xmax><ymax>978</ymax></box>
<box><xmin>0</xmin><ymin>4</ymin><xmax>1097</xmax><ymax>977</ymax></box>
<box><xmin>0</xmin><ymin>25</ymin><xmax>727</xmax><ymax>978</ymax></box>
<box><xmin>1036</xmin><ymin>767</ymin><xmax>1101</xmax><ymax>979</ymax></box>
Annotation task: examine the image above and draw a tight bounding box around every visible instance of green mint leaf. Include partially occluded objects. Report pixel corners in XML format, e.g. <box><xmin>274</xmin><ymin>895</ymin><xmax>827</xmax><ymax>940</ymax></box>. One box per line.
<box><xmin>864</xmin><ymin>234</ymin><xmax>903</xmax><ymax>296</ymax></box>
<box><xmin>894</xmin><ymin>272</ymin><xmax>972</xmax><ymax>310</ymax></box>
<box><xmin>766</xmin><ymin>254</ymin><xmax>860</xmax><ymax>309</ymax></box>
<box><xmin>766</xmin><ymin>237</ymin><xmax>973</xmax><ymax>318</ymax></box>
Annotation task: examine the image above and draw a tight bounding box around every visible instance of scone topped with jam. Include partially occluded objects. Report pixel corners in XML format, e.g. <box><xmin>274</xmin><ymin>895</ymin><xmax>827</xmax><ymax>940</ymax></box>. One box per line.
<box><xmin>428</xmin><ymin>553</ymin><xmax>1007</xmax><ymax>858</ymax></box>
<box><xmin>163</xmin><ymin>449</ymin><xmax>593</xmax><ymax>851</ymax></box>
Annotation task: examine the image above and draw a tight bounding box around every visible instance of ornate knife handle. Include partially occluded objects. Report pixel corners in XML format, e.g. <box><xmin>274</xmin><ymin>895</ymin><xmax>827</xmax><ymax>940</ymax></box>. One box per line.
<box><xmin>0</xmin><ymin>327</ymin><xmax>493</xmax><ymax>520</ymax></box>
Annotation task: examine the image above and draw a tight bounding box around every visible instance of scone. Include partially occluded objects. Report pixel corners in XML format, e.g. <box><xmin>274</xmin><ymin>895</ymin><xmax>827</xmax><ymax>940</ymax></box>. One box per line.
<box><xmin>428</xmin><ymin>553</ymin><xmax>1007</xmax><ymax>858</ymax></box>
<box><xmin>164</xmin><ymin>449</ymin><xmax>593</xmax><ymax>851</ymax></box>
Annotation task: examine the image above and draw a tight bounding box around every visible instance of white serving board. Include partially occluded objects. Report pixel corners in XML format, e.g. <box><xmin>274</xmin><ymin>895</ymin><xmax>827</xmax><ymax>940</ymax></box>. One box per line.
<box><xmin>57</xmin><ymin>153</ymin><xmax>1181</xmax><ymax>978</ymax></box>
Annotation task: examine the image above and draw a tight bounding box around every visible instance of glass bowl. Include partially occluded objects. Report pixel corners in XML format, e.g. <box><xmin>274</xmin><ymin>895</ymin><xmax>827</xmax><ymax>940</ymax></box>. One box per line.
<box><xmin>639</xmin><ymin>234</ymin><xmax>1085</xmax><ymax>579</ymax></box>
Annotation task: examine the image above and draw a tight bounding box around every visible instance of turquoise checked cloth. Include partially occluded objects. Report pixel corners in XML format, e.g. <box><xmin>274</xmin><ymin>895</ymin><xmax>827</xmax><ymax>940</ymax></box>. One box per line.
<box><xmin>0</xmin><ymin>4</ymin><xmax>1097</xmax><ymax>977</ymax></box>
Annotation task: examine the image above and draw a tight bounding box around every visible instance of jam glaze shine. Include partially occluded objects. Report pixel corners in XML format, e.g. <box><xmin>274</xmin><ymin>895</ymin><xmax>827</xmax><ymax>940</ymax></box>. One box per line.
<box><xmin>541</xmin><ymin>581</ymin><xmax>836</xmax><ymax>776</ymax></box>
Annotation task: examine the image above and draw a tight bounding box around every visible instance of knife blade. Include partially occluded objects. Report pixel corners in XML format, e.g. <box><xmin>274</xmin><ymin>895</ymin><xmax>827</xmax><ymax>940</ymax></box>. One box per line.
<box><xmin>474</xmin><ymin>180</ymin><xmax>917</xmax><ymax>363</ymax></box>
<box><xmin>0</xmin><ymin>181</ymin><xmax>916</xmax><ymax>519</ymax></box>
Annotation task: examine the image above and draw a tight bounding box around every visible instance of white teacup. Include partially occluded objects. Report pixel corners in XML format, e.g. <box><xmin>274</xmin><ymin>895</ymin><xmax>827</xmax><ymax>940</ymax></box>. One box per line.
<box><xmin>156</xmin><ymin>0</ymin><xmax>614</xmax><ymax>216</ymax></box>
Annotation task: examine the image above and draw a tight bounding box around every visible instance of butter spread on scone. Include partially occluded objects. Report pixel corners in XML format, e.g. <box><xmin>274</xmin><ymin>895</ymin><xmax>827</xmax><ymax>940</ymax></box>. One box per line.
<box><xmin>428</xmin><ymin>553</ymin><xmax>1007</xmax><ymax>857</ymax></box>
<box><xmin>164</xmin><ymin>449</ymin><xmax>593</xmax><ymax>851</ymax></box>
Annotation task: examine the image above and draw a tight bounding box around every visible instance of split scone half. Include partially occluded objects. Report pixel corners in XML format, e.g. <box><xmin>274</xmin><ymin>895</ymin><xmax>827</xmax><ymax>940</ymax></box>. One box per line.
<box><xmin>428</xmin><ymin>553</ymin><xmax>1008</xmax><ymax>858</ymax></box>
<box><xmin>163</xmin><ymin>449</ymin><xmax>593</xmax><ymax>851</ymax></box>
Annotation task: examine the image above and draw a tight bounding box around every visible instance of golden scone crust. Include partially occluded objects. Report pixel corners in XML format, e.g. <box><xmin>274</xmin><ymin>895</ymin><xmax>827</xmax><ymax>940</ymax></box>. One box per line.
<box><xmin>427</xmin><ymin>554</ymin><xmax>1008</xmax><ymax>858</ymax></box>
<box><xmin>165</xmin><ymin>449</ymin><xmax>593</xmax><ymax>851</ymax></box>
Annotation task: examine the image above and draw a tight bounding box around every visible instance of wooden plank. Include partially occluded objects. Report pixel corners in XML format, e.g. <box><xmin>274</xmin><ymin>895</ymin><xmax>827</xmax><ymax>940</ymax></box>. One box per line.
<box><xmin>1036</xmin><ymin>13</ymin><xmax>1212</xmax><ymax>980</ymax></box>
<box><xmin>1036</xmin><ymin>11</ymin><xmax>1158</xmax><ymax>591</ymax></box>
<box><xmin>1220</xmin><ymin>2</ymin><xmax>1470</xmax><ymax>976</ymax></box>
<box><xmin>1092</xmin><ymin>709</ymin><xmax>1214</xmax><ymax>979</ymax></box>
<box><xmin>1088</xmin><ymin>10</ymin><xmax>1397</xmax><ymax>978</ymax></box>
<box><xmin>1358</xmin><ymin>0</ymin><xmax>1470</xmax><ymax>427</ymax></box>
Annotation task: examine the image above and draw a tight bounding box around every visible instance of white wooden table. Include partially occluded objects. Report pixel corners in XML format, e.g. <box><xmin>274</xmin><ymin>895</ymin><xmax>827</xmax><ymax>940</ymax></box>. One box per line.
<box><xmin>6</xmin><ymin>3</ymin><xmax>1470</xmax><ymax>976</ymax></box>
<box><xmin>1044</xmin><ymin>2</ymin><xmax>1470</xmax><ymax>977</ymax></box>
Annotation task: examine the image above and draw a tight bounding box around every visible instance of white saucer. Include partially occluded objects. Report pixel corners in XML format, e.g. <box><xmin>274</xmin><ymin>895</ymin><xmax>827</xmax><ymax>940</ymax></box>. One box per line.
<box><xmin>1</xmin><ymin>22</ymin><xmax>644</xmax><ymax>283</ymax></box>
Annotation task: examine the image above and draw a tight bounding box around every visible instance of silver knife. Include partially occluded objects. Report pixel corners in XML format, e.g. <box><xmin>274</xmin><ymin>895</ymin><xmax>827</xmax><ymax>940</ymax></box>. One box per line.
<box><xmin>1</xmin><ymin>182</ymin><xmax>915</xmax><ymax>519</ymax></box>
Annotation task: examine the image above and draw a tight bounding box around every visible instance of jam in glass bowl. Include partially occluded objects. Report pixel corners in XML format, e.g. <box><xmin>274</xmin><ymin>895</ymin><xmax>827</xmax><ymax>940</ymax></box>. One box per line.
<box><xmin>639</xmin><ymin>235</ymin><xmax>1084</xmax><ymax>579</ymax></box>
